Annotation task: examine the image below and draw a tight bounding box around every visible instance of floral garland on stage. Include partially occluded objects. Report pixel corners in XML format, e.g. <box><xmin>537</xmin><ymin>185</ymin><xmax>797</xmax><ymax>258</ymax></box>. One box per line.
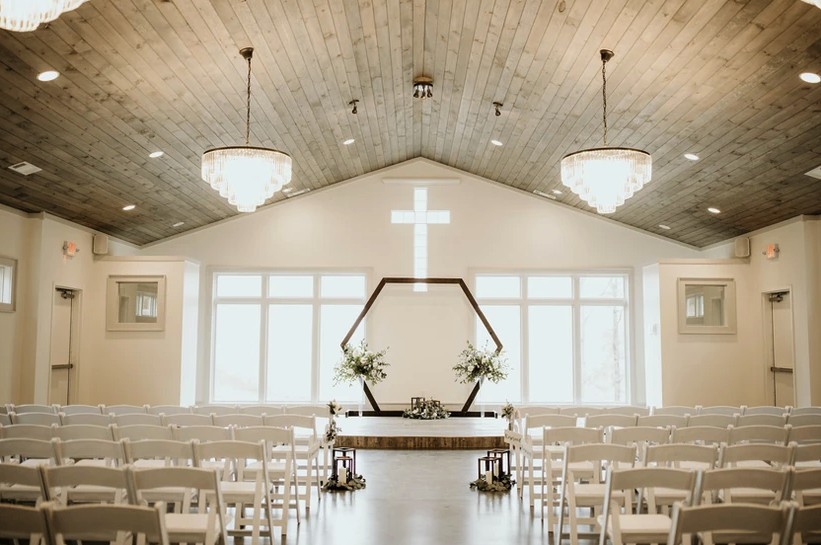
<box><xmin>453</xmin><ymin>341</ymin><xmax>509</xmax><ymax>384</ymax></box>
<box><xmin>333</xmin><ymin>340</ymin><xmax>390</xmax><ymax>386</ymax></box>
<box><xmin>403</xmin><ymin>398</ymin><xmax>450</xmax><ymax>420</ymax></box>
<box><xmin>470</xmin><ymin>472</ymin><xmax>515</xmax><ymax>492</ymax></box>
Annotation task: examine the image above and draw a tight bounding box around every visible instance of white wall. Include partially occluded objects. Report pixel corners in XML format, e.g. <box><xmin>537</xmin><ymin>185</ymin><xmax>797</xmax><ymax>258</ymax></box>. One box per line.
<box><xmin>144</xmin><ymin>158</ymin><xmax>700</xmax><ymax>406</ymax></box>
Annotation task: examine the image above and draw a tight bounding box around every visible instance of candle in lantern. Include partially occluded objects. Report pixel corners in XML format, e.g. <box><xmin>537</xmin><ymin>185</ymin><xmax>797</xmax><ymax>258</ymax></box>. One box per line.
<box><xmin>485</xmin><ymin>470</ymin><xmax>493</xmax><ymax>484</ymax></box>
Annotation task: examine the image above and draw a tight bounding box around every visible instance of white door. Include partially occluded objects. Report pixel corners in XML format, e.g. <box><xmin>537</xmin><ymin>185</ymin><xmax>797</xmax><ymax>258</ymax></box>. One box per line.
<box><xmin>768</xmin><ymin>293</ymin><xmax>794</xmax><ymax>407</ymax></box>
<box><xmin>49</xmin><ymin>289</ymin><xmax>77</xmax><ymax>405</ymax></box>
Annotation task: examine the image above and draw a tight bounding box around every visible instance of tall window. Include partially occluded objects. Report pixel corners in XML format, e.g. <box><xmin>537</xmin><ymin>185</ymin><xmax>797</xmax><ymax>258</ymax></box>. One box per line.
<box><xmin>210</xmin><ymin>272</ymin><xmax>367</xmax><ymax>403</ymax></box>
<box><xmin>474</xmin><ymin>272</ymin><xmax>630</xmax><ymax>404</ymax></box>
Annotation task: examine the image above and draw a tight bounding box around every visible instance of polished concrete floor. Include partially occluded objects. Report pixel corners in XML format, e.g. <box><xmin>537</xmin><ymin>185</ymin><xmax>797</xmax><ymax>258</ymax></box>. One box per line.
<box><xmin>278</xmin><ymin>450</ymin><xmax>550</xmax><ymax>545</ymax></box>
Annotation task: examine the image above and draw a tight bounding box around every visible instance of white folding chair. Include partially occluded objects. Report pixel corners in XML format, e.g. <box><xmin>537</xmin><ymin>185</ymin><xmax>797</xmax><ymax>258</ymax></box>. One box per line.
<box><xmin>148</xmin><ymin>405</ymin><xmax>191</xmax><ymax>416</ymax></box>
<box><xmin>792</xmin><ymin>504</ymin><xmax>821</xmax><ymax>545</ymax></box>
<box><xmin>523</xmin><ymin>414</ymin><xmax>577</xmax><ymax>445</ymax></box>
<box><xmin>193</xmin><ymin>405</ymin><xmax>237</xmax><ymax>416</ymax></box>
<box><xmin>0</xmin><ymin>503</ymin><xmax>50</xmax><ymax>545</ymax></box>
<box><xmin>53</xmin><ymin>424</ymin><xmax>114</xmax><ymax>441</ymax></box>
<box><xmin>0</xmin><ymin>414</ymin><xmax>10</xmax><ymax>426</ymax></box>
<box><xmin>0</xmin><ymin>424</ymin><xmax>54</xmax><ymax>441</ymax></box>
<box><xmin>59</xmin><ymin>413</ymin><xmax>111</xmax><ymax>427</ymax></box>
<box><xmin>0</xmin><ymin>463</ymin><xmax>47</xmax><ymax>504</ymax></box>
<box><xmin>790</xmin><ymin>407</ymin><xmax>821</xmax><ymax>417</ymax></box>
<box><xmin>45</xmin><ymin>501</ymin><xmax>170</xmax><ymax>545</ymax></box>
<box><xmin>584</xmin><ymin>414</ymin><xmax>638</xmax><ymax>431</ymax></box>
<box><xmin>644</xmin><ymin>443</ymin><xmax>719</xmax><ymax>513</ymax></box>
<box><xmin>57</xmin><ymin>405</ymin><xmax>102</xmax><ymax>416</ymax></box>
<box><xmin>598</xmin><ymin>466</ymin><xmax>697</xmax><ymax>545</ymax></box>
<box><xmin>0</xmin><ymin>438</ymin><xmax>57</xmax><ymax>469</ymax></box>
<box><xmin>519</xmin><ymin>415</ymin><xmax>581</xmax><ymax>501</ymax></box>
<box><xmin>12</xmin><ymin>413</ymin><xmax>61</xmax><ymax>427</ymax></box>
<box><xmin>653</xmin><ymin>406</ymin><xmax>699</xmax><ymax>417</ymax></box>
<box><xmin>745</xmin><ymin>406</ymin><xmax>789</xmax><ymax>416</ymax></box>
<box><xmin>112</xmin><ymin>424</ymin><xmax>175</xmax><ymax>441</ymax></box>
<box><xmin>671</xmin><ymin>425</ymin><xmax>731</xmax><ymax>446</ymax></box>
<box><xmin>560</xmin><ymin>406</ymin><xmax>605</xmax><ymax>417</ymax></box>
<box><xmin>789</xmin><ymin>415</ymin><xmax>821</xmax><ymax>427</ymax></box>
<box><xmin>700</xmin><ymin>406</ymin><xmax>744</xmax><ymax>417</ymax></box>
<box><xmin>42</xmin><ymin>464</ymin><xmax>130</xmax><ymax>506</ymax></box>
<box><xmin>112</xmin><ymin>414</ymin><xmax>163</xmax><ymax>427</ymax></box>
<box><xmin>124</xmin><ymin>440</ymin><xmax>198</xmax><ymax>510</ymax></box>
<box><xmin>609</xmin><ymin>426</ymin><xmax>671</xmax><ymax>465</ymax></box>
<box><xmin>504</xmin><ymin>428</ymin><xmax>524</xmax><ymax>487</ymax></box>
<box><xmin>102</xmin><ymin>405</ymin><xmax>147</xmax><ymax>415</ymax></box>
<box><xmin>557</xmin><ymin>443</ymin><xmax>636</xmax><ymax>544</ymax></box>
<box><xmin>729</xmin><ymin>425</ymin><xmax>790</xmax><ymax>446</ymax></box>
<box><xmin>162</xmin><ymin>413</ymin><xmax>213</xmax><ymax>427</ymax></box>
<box><xmin>54</xmin><ymin>438</ymin><xmax>124</xmax><ymax>468</ymax></box>
<box><xmin>687</xmin><ymin>414</ymin><xmax>737</xmax><ymax>428</ymax></box>
<box><xmin>639</xmin><ymin>414</ymin><xmax>689</xmax><ymax>428</ymax></box>
<box><xmin>789</xmin><ymin>426</ymin><xmax>821</xmax><ymax>445</ymax></box>
<box><xmin>605</xmin><ymin>406</ymin><xmax>650</xmax><ymax>417</ymax></box>
<box><xmin>719</xmin><ymin>443</ymin><xmax>795</xmax><ymax>470</ymax></box>
<box><xmin>791</xmin><ymin>468</ymin><xmax>821</xmax><ymax>507</ymax></box>
<box><xmin>667</xmin><ymin>501</ymin><xmax>792</xmax><ymax>545</ymax></box>
<box><xmin>794</xmin><ymin>444</ymin><xmax>821</xmax><ymax>470</ymax></box>
<box><xmin>516</xmin><ymin>406</ymin><xmax>560</xmax><ymax>430</ymax></box>
<box><xmin>263</xmin><ymin>414</ymin><xmax>321</xmax><ymax>508</ymax></box>
<box><xmin>173</xmin><ymin>425</ymin><xmax>232</xmax><ymax>443</ymax></box>
<box><xmin>213</xmin><ymin>414</ymin><xmax>263</xmax><ymax>428</ymax></box>
<box><xmin>696</xmin><ymin>467</ymin><xmax>791</xmax><ymax>506</ymax></box>
<box><xmin>736</xmin><ymin>414</ymin><xmax>788</xmax><ymax>427</ymax></box>
<box><xmin>282</xmin><ymin>405</ymin><xmax>329</xmax><ymax>417</ymax></box>
<box><xmin>238</xmin><ymin>405</ymin><xmax>283</xmax><ymax>416</ymax></box>
<box><xmin>194</xmin><ymin>440</ymin><xmax>275</xmax><ymax>545</ymax></box>
<box><xmin>9</xmin><ymin>405</ymin><xmax>56</xmax><ymax>415</ymax></box>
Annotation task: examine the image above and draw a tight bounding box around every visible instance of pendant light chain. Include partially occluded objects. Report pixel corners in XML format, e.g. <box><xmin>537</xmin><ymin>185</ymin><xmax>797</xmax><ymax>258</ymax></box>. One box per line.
<box><xmin>246</xmin><ymin>54</ymin><xmax>252</xmax><ymax>146</ymax></box>
<box><xmin>602</xmin><ymin>57</ymin><xmax>608</xmax><ymax>146</ymax></box>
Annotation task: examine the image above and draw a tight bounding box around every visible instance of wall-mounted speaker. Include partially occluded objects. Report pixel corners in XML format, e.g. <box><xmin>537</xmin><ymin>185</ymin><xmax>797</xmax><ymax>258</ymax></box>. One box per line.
<box><xmin>734</xmin><ymin>237</ymin><xmax>751</xmax><ymax>258</ymax></box>
<box><xmin>92</xmin><ymin>233</ymin><xmax>109</xmax><ymax>255</ymax></box>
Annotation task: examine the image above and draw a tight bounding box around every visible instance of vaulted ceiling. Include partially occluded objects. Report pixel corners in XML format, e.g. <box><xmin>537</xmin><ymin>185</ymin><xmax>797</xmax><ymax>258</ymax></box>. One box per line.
<box><xmin>0</xmin><ymin>0</ymin><xmax>820</xmax><ymax>246</ymax></box>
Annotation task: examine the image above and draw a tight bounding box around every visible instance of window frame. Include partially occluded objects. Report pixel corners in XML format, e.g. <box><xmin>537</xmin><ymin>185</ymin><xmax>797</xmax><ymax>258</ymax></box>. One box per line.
<box><xmin>206</xmin><ymin>268</ymin><xmax>370</xmax><ymax>404</ymax></box>
<box><xmin>472</xmin><ymin>269</ymin><xmax>633</xmax><ymax>405</ymax></box>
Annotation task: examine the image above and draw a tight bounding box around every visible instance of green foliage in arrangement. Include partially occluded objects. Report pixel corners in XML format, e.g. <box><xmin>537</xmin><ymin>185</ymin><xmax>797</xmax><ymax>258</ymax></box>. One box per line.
<box><xmin>453</xmin><ymin>341</ymin><xmax>509</xmax><ymax>384</ymax></box>
<box><xmin>333</xmin><ymin>340</ymin><xmax>390</xmax><ymax>386</ymax></box>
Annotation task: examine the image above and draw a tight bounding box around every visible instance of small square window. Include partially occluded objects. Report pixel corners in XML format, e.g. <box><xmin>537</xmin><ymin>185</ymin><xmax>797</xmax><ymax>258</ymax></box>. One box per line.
<box><xmin>579</xmin><ymin>276</ymin><xmax>625</xmax><ymax>299</ymax></box>
<box><xmin>216</xmin><ymin>275</ymin><xmax>262</xmax><ymax>297</ymax></box>
<box><xmin>269</xmin><ymin>276</ymin><xmax>314</xmax><ymax>298</ymax></box>
<box><xmin>476</xmin><ymin>276</ymin><xmax>521</xmax><ymax>299</ymax></box>
<box><xmin>528</xmin><ymin>276</ymin><xmax>572</xmax><ymax>299</ymax></box>
<box><xmin>320</xmin><ymin>275</ymin><xmax>366</xmax><ymax>299</ymax></box>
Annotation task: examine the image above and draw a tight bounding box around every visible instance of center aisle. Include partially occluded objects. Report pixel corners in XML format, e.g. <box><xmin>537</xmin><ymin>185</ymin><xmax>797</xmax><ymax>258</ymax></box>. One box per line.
<box><xmin>286</xmin><ymin>450</ymin><xmax>547</xmax><ymax>545</ymax></box>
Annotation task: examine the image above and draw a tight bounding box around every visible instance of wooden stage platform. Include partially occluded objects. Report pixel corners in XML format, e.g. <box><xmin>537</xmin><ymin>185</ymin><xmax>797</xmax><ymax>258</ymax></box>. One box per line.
<box><xmin>333</xmin><ymin>416</ymin><xmax>507</xmax><ymax>450</ymax></box>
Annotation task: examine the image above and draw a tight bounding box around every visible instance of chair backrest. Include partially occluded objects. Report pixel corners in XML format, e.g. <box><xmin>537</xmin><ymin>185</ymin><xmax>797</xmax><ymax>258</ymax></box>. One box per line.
<box><xmin>793</xmin><ymin>504</ymin><xmax>821</xmax><ymax>542</ymax></box>
<box><xmin>544</xmin><ymin>426</ymin><xmax>603</xmax><ymax>446</ymax></box>
<box><xmin>788</xmin><ymin>414</ymin><xmax>821</xmax><ymax>427</ymax></box>
<box><xmin>193</xmin><ymin>439</ymin><xmax>268</xmax><ymax>482</ymax></box>
<box><xmin>11</xmin><ymin>404</ymin><xmax>56</xmax><ymax>415</ymax></box>
<box><xmin>111</xmin><ymin>424</ymin><xmax>174</xmax><ymax>442</ymax></box>
<box><xmin>123</xmin><ymin>439</ymin><xmax>195</xmax><ymax>466</ymax></box>
<box><xmin>162</xmin><ymin>413</ymin><xmax>213</xmax><ymax>427</ymax></box>
<box><xmin>609</xmin><ymin>426</ymin><xmax>671</xmax><ymax>461</ymax></box>
<box><xmin>699</xmin><ymin>406</ymin><xmax>743</xmax><ymax>417</ymax></box>
<box><xmin>53</xmin><ymin>424</ymin><xmax>114</xmax><ymax>441</ymax></box>
<box><xmin>57</xmin><ymin>405</ymin><xmax>102</xmax><ymax>416</ymax></box>
<box><xmin>0</xmin><ymin>438</ymin><xmax>56</xmax><ymax>465</ymax></box>
<box><xmin>46</xmin><ymin>501</ymin><xmax>170</xmax><ymax>545</ymax></box>
<box><xmin>792</xmin><ymin>469</ymin><xmax>821</xmax><ymax>506</ymax></box>
<box><xmin>0</xmin><ymin>463</ymin><xmax>46</xmax><ymax>498</ymax></box>
<box><xmin>584</xmin><ymin>414</ymin><xmax>638</xmax><ymax>429</ymax></box>
<box><xmin>0</xmin><ymin>424</ymin><xmax>54</xmax><ymax>441</ymax></box>
<box><xmin>54</xmin><ymin>439</ymin><xmax>125</xmax><ymax>467</ymax></box>
<box><xmin>233</xmin><ymin>426</ymin><xmax>295</xmax><ymax>456</ymax></box>
<box><xmin>696</xmin><ymin>467</ymin><xmax>791</xmax><ymax>505</ymax></box>
<box><xmin>212</xmin><ymin>414</ymin><xmax>264</xmax><ymax>428</ymax></box>
<box><xmin>0</xmin><ymin>414</ymin><xmax>10</xmax><ymax>426</ymax></box>
<box><xmin>671</xmin><ymin>425</ymin><xmax>730</xmax><ymax>445</ymax></box>
<box><xmin>558</xmin><ymin>406</ymin><xmax>604</xmax><ymax>417</ymax></box>
<box><xmin>789</xmin><ymin>425</ymin><xmax>821</xmax><ymax>444</ymax></box>
<box><xmin>736</xmin><ymin>414</ymin><xmax>787</xmax><ymax>428</ymax></box>
<box><xmin>605</xmin><ymin>466</ymin><xmax>697</xmax><ymax>515</ymax></box>
<box><xmin>0</xmin><ymin>504</ymin><xmax>50</xmax><ymax>541</ymax></box>
<box><xmin>192</xmin><ymin>405</ymin><xmax>237</xmax><ymax>416</ymax></box>
<box><xmin>604</xmin><ymin>406</ymin><xmax>650</xmax><ymax>416</ymax></box>
<box><xmin>728</xmin><ymin>425</ymin><xmax>789</xmax><ymax>445</ymax></box>
<box><xmin>790</xmin><ymin>407</ymin><xmax>821</xmax><ymax>417</ymax></box>
<box><xmin>564</xmin><ymin>443</ymin><xmax>636</xmax><ymax>483</ymax></box>
<box><xmin>102</xmin><ymin>404</ymin><xmax>147</xmax><ymax>415</ymax></box>
<box><xmin>173</xmin><ymin>425</ymin><xmax>232</xmax><ymax>442</ymax></box>
<box><xmin>645</xmin><ymin>443</ymin><xmax>719</xmax><ymax>469</ymax></box>
<box><xmin>263</xmin><ymin>414</ymin><xmax>317</xmax><ymax>435</ymax></box>
<box><xmin>60</xmin><ymin>413</ymin><xmax>112</xmax><ymax>427</ymax></box>
<box><xmin>515</xmin><ymin>405</ymin><xmax>559</xmax><ymax>420</ymax></box>
<box><xmin>638</xmin><ymin>414</ymin><xmax>689</xmax><ymax>428</ymax></box>
<box><xmin>282</xmin><ymin>404</ymin><xmax>331</xmax><ymax>418</ymax></box>
<box><xmin>794</xmin><ymin>444</ymin><xmax>821</xmax><ymax>467</ymax></box>
<box><xmin>111</xmin><ymin>414</ymin><xmax>163</xmax><ymax>427</ymax></box>
<box><xmin>667</xmin><ymin>502</ymin><xmax>791</xmax><ymax>545</ymax></box>
<box><xmin>12</xmin><ymin>412</ymin><xmax>61</xmax><ymax>426</ymax></box>
<box><xmin>744</xmin><ymin>406</ymin><xmax>788</xmax><ymax>417</ymax></box>
<box><xmin>719</xmin><ymin>443</ymin><xmax>795</xmax><ymax>468</ymax></box>
<box><xmin>42</xmin><ymin>465</ymin><xmax>130</xmax><ymax>504</ymax></box>
<box><xmin>523</xmin><ymin>414</ymin><xmax>577</xmax><ymax>434</ymax></box>
<box><xmin>147</xmin><ymin>405</ymin><xmax>191</xmax><ymax>416</ymax></box>
<box><xmin>238</xmin><ymin>405</ymin><xmax>283</xmax><ymax>416</ymax></box>
<box><xmin>687</xmin><ymin>414</ymin><xmax>737</xmax><ymax>428</ymax></box>
<box><xmin>652</xmin><ymin>406</ymin><xmax>698</xmax><ymax>417</ymax></box>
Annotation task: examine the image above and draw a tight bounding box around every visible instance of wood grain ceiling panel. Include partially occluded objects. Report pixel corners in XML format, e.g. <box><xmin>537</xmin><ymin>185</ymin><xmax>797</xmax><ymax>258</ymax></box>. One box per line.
<box><xmin>0</xmin><ymin>0</ymin><xmax>818</xmax><ymax>246</ymax></box>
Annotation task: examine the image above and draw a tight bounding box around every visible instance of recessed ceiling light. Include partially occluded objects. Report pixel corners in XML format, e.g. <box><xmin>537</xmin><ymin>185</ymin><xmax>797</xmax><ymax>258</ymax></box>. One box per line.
<box><xmin>122</xmin><ymin>204</ymin><xmax>136</xmax><ymax>211</ymax></box>
<box><xmin>799</xmin><ymin>72</ymin><xmax>820</xmax><ymax>84</ymax></box>
<box><xmin>491</xmin><ymin>140</ymin><xmax>503</xmax><ymax>146</ymax></box>
<box><xmin>659</xmin><ymin>224</ymin><xmax>671</xmax><ymax>230</ymax></box>
<box><xmin>342</xmin><ymin>138</ymin><xmax>355</xmax><ymax>145</ymax></box>
<box><xmin>707</xmin><ymin>207</ymin><xmax>721</xmax><ymax>214</ymax></box>
<box><xmin>149</xmin><ymin>151</ymin><xmax>164</xmax><ymax>158</ymax></box>
<box><xmin>552</xmin><ymin>189</ymin><xmax>563</xmax><ymax>195</ymax></box>
<box><xmin>684</xmin><ymin>153</ymin><xmax>699</xmax><ymax>161</ymax></box>
<box><xmin>37</xmin><ymin>71</ymin><xmax>59</xmax><ymax>82</ymax></box>
<box><xmin>173</xmin><ymin>222</ymin><xmax>185</xmax><ymax>228</ymax></box>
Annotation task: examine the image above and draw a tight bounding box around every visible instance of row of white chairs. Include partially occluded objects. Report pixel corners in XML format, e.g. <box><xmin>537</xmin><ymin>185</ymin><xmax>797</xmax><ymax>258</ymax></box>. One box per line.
<box><xmin>1</xmin><ymin>403</ymin><xmax>331</xmax><ymax>417</ymax></box>
<box><xmin>514</xmin><ymin>404</ymin><xmax>821</xmax><ymax>419</ymax></box>
<box><xmin>519</xmin><ymin>411</ymin><xmax>821</xmax><ymax>431</ymax></box>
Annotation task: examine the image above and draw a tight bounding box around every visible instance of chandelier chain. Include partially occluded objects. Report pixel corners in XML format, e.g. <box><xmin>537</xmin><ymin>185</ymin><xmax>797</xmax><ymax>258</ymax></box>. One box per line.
<box><xmin>246</xmin><ymin>54</ymin><xmax>252</xmax><ymax>146</ymax></box>
<box><xmin>602</xmin><ymin>58</ymin><xmax>608</xmax><ymax>146</ymax></box>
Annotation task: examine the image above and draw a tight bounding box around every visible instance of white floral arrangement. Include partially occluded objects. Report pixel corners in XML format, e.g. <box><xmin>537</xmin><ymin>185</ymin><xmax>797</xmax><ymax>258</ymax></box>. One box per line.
<box><xmin>453</xmin><ymin>341</ymin><xmax>509</xmax><ymax>384</ymax></box>
<box><xmin>324</xmin><ymin>418</ymin><xmax>340</xmax><ymax>443</ymax></box>
<box><xmin>501</xmin><ymin>402</ymin><xmax>515</xmax><ymax>422</ymax></box>
<box><xmin>328</xmin><ymin>400</ymin><xmax>343</xmax><ymax>417</ymax></box>
<box><xmin>403</xmin><ymin>398</ymin><xmax>450</xmax><ymax>420</ymax></box>
<box><xmin>333</xmin><ymin>340</ymin><xmax>390</xmax><ymax>386</ymax></box>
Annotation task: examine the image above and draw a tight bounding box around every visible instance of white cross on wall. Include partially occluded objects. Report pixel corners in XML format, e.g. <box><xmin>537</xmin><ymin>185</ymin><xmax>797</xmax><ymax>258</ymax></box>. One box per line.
<box><xmin>391</xmin><ymin>188</ymin><xmax>451</xmax><ymax>292</ymax></box>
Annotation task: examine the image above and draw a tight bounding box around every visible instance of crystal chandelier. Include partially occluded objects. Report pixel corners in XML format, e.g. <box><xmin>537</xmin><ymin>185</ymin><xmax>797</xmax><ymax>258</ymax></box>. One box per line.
<box><xmin>202</xmin><ymin>48</ymin><xmax>292</xmax><ymax>213</ymax></box>
<box><xmin>561</xmin><ymin>49</ymin><xmax>651</xmax><ymax>214</ymax></box>
<box><xmin>413</xmin><ymin>76</ymin><xmax>433</xmax><ymax>99</ymax></box>
<box><xmin>0</xmin><ymin>0</ymin><xmax>88</xmax><ymax>32</ymax></box>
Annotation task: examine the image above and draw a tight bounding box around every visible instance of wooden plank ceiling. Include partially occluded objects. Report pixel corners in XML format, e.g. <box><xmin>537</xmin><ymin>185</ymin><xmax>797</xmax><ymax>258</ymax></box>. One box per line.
<box><xmin>0</xmin><ymin>0</ymin><xmax>819</xmax><ymax>246</ymax></box>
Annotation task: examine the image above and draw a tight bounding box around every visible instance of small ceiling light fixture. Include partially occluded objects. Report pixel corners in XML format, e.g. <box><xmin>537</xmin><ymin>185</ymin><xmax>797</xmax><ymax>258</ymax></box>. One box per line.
<box><xmin>684</xmin><ymin>153</ymin><xmax>699</xmax><ymax>161</ymax></box>
<box><xmin>659</xmin><ymin>224</ymin><xmax>671</xmax><ymax>230</ymax></box>
<box><xmin>37</xmin><ymin>70</ymin><xmax>59</xmax><ymax>82</ymax></box>
<box><xmin>173</xmin><ymin>222</ymin><xmax>185</xmax><ymax>228</ymax></box>
<box><xmin>491</xmin><ymin>140</ymin><xmax>503</xmax><ymax>146</ymax></box>
<box><xmin>349</xmin><ymin>99</ymin><xmax>359</xmax><ymax>114</ymax></box>
<box><xmin>533</xmin><ymin>190</ymin><xmax>557</xmax><ymax>200</ymax></box>
<box><xmin>285</xmin><ymin>188</ymin><xmax>310</xmax><ymax>198</ymax></box>
<box><xmin>413</xmin><ymin>76</ymin><xmax>433</xmax><ymax>99</ymax></box>
<box><xmin>561</xmin><ymin>49</ymin><xmax>652</xmax><ymax>214</ymax></box>
<box><xmin>552</xmin><ymin>189</ymin><xmax>563</xmax><ymax>195</ymax></box>
<box><xmin>201</xmin><ymin>47</ymin><xmax>292</xmax><ymax>213</ymax></box>
<box><xmin>799</xmin><ymin>72</ymin><xmax>821</xmax><ymax>83</ymax></box>
<box><xmin>708</xmin><ymin>207</ymin><xmax>721</xmax><ymax>214</ymax></box>
<box><xmin>343</xmin><ymin>138</ymin><xmax>355</xmax><ymax>145</ymax></box>
<box><xmin>0</xmin><ymin>0</ymin><xmax>89</xmax><ymax>32</ymax></box>
<box><xmin>493</xmin><ymin>102</ymin><xmax>503</xmax><ymax>117</ymax></box>
<box><xmin>123</xmin><ymin>204</ymin><xmax>136</xmax><ymax>211</ymax></box>
<box><xmin>148</xmin><ymin>151</ymin><xmax>164</xmax><ymax>158</ymax></box>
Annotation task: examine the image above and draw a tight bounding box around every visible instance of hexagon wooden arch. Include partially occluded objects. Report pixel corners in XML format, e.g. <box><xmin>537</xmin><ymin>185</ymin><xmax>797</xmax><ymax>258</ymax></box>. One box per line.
<box><xmin>341</xmin><ymin>277</ymin><xmax>503</xmax><ymax>416</ymax></box>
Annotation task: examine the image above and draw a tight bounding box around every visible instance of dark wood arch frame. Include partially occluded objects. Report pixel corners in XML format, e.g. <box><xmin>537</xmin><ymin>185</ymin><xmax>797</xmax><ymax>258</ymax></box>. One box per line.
<box><xmin>340</xmin><ymin>277</ymin><xmax>503</xmax><ymax>416</ymax></box>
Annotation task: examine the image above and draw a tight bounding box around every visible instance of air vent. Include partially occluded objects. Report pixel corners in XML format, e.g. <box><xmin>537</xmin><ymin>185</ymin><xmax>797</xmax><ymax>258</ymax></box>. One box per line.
<box><xmin>805</xmin><ymin>165</ymin><xmax>821</xmax><ymax>180</ymax></box>
<box><xmin>8</xmin><ymin>162</ymin><xmax>42</xmax><ymax>176</ymax></box>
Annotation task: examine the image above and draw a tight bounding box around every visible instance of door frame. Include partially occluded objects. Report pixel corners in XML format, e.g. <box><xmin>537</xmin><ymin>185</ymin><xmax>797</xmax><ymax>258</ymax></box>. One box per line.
<box><xmin>759</xmin><ymin>286</ymin><xmax>796</xmax><ymax>407</ymax></box>
<box><xmin>48</xmin><ymin>283</ymin><xmax>83</xmax><ymax>405</ymax></box>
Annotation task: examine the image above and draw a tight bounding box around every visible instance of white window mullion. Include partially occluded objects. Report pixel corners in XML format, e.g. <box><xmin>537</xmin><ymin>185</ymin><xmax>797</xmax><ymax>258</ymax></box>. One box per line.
<box><xmin>258</xmin><ymin>276</ymin><xmax>269</xmax><ymax>404</ymax></box>
<box><xmin>573</xmin><ymin>276</ymin><xmax>582</xmax><ymax>403</ymax></box>
<box><xmin>311</xmin><ymin>274</ymin><xmax>321</xmax><ymax>403</ymax></box>
<box><xmin>520</xmin><ymin>274</ymin><xmax>529</xmax><ymax>404</ymax></box>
